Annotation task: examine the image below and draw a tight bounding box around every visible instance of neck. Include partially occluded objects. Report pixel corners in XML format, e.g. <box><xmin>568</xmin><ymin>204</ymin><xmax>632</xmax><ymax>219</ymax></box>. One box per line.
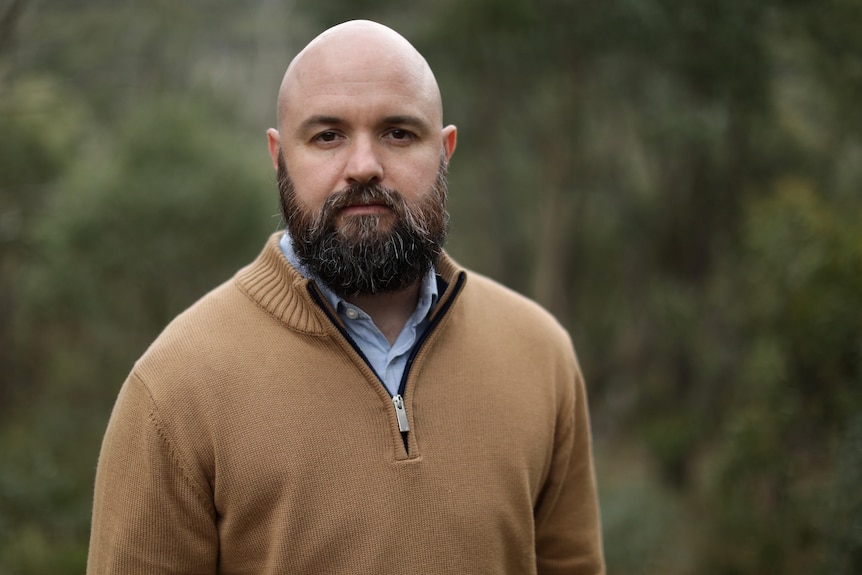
<box><xmin>347</xmin><ymin>282</ymin><xmax>421</xmax><ymax>346</ymax></box>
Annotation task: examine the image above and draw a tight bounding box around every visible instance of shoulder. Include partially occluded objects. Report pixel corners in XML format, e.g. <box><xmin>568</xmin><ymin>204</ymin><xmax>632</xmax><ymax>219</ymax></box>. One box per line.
<box><xmin>130</xmin><ymin>274</ymin><xmax>283</xmax><ymax>400</ymax></box>
<box><xmin>132</xmin><ymin>235</ymin><xmax>321</xmax><ymax>394</ymax></box>
<box><xmin>142</xmin><ymin>276</ymin><xmax>257</xmax><ymax>354</ymax></box>
<box><xmin>437</xmin><ymin>264</ymin><xmax>585</xmax><ymax>415</ymax></box>
<box><xmin>458</xmin><ymin>268</ymin><xmax>571</xmax><ymax>343</ymax></box>
<box><xmin>439</xmin><ymin>266</ymin><xmax>580</xmax><ymax>378</ymax></box>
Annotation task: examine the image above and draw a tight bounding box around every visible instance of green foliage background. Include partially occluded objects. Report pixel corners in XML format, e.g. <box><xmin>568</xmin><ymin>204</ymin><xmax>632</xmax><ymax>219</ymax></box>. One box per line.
<box><xmin>1</xmin><ymin>0</ymin><xmax>860</xmax><ymax>573</ymax></box>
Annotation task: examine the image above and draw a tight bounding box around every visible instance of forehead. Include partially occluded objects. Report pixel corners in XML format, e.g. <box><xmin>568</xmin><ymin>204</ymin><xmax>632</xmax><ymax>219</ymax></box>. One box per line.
<box><xmin>279</xmin><ymin>30</ymin><xmax>442</xmax><ymax>129</ymax></box>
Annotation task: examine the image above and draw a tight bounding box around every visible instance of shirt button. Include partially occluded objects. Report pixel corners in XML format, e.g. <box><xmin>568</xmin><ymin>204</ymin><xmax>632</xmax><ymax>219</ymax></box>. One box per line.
<box><xmin>345</xmin><ymin>308</ymin><xmax>360</xmax><ymax>320</ymax></box>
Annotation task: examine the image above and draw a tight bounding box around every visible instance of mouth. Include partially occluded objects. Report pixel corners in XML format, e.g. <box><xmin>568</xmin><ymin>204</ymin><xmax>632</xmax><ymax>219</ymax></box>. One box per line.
<box><xmin>338</xmin><ymin>202</ymin><xmax>392</xmax><ymax>216</ymax></box>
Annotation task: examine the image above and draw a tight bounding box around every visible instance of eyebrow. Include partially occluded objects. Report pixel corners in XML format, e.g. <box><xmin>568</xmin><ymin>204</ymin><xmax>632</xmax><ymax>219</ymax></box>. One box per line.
<box><xmin>381</xmin><ymin>115</ymin><xmax>432</xmax><ymax>133</ymax></box>
<box><xmin>296</xmin><ymin>114</ymin><xmax>432</xmax><ymax>136</ymax></box>
<box><xmin>297</xmin><ymin>115</ymin><xmax>345</xmax><ymax>135</ymax></box>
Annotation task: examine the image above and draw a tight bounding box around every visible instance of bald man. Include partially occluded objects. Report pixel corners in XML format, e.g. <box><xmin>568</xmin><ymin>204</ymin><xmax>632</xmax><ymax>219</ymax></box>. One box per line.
<box><xmin>87</xmin><ymin>20</ymin><xmax>605</xmax><ymax>575</ymax></box>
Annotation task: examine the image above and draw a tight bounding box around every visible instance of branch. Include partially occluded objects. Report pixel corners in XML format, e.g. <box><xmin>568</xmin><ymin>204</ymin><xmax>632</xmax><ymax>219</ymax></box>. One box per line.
<box><xmin>0</xmin><ymin>0</ymin><xmax>30</xmax><ymax>56</ymax></box>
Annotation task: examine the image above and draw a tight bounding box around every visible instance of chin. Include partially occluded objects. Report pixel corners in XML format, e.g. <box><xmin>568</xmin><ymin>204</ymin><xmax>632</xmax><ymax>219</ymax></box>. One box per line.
<box><xmin>337</xmin><ymin>213</ymin><xmax>395</xmax><ymax>234</ymax></box>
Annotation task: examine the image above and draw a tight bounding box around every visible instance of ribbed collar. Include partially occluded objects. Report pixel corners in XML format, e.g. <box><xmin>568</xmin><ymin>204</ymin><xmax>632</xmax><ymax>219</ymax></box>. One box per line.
<box><xmin>234</xmin><ymin>232</ymin><xmax>464</xmax><ymax>336</ymax></box>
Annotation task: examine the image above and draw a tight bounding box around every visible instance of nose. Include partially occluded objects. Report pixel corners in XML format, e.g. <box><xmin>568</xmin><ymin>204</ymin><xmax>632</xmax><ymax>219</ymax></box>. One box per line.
<box><xmin>344</xmin><ymin>135</ymin><xmax>383</xmax><ymax>185</ymax></box>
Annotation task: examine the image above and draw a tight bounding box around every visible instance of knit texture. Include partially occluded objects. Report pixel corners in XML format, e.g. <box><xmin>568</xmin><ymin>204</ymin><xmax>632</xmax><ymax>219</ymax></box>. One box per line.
<box><xmin>87</xmin><ymin>232</ymin><xmax>605</xmax><ymax>574</ymax></box>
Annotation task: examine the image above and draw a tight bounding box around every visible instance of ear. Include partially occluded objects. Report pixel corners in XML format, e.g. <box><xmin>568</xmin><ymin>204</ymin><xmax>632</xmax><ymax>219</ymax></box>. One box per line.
<box><xmin>266</xmin><ymin>128</ymin><xmax>281</xmax><ymax>171</ymax></box>
<box><xmin>441</xmin><ymin>125</ymin><xmax>457</xmax><ymax>161</ymax></box>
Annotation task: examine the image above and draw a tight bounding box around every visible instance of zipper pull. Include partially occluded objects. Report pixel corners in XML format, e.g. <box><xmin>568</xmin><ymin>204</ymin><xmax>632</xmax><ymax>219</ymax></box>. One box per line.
<box><xmin>393</xmin><ymin>394</ymin><xmax>410</xmax><ymax>432</ymax></box>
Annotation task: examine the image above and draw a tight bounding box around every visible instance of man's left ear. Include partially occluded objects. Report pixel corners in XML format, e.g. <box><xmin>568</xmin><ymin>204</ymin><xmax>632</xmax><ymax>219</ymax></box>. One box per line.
<box><xmin>442</xmin><ymin>125</ymin><xmax>457</xmax><ymax>161</ymax></box>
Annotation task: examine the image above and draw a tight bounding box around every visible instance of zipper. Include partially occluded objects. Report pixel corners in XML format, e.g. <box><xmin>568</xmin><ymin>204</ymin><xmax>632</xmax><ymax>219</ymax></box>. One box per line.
<box><xmin>396</xmin><ymin>272</ymin><xmax>466</xmax><ymax>398</ymax></box>
<box><xmin>393</xmin><ymin>395</ymin><xmax>410</xmax><ymax>432</ymax></box>
<box><xmin>307</xmin><ymin>272</ymin><xmax>466</xmax><ymax>445</ymax></box>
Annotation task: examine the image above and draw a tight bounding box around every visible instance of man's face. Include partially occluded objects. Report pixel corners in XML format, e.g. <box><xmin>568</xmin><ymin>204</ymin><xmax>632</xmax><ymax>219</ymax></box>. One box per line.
<box><xmin>267</xmin><ymin>30</ymin><xmax>456</xmax><ymax>296</ymax></box>
<box><xmin>278</xmin><ymin>151</ymin><xmax>449</xmax><ymax>297</ymax></box>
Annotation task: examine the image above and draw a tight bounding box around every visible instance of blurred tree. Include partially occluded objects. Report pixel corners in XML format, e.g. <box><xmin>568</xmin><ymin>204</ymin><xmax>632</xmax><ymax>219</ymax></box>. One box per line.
<box><xmin>0</xmin><ymin>97</ymin><xmax>274</xmax><ymax>572</ymax></box>
<box><xmin>0</xmin><ymin>74</ymin><xmax>84</xmax><ymax>411</ymax></box>
<box><xmin>701</xmin><ymin>180</ymin><xmax>862</xmax><ymax>574</ymax></box>
<box><xmin>0</xmin><ymin>0</ymin><xmax>29</xmax><ymax>56</ymax></box>
<box><xmin>22</xmin><ymin>96</ymin><xmax>275</xmax><ymax>405</ymax></box>
<box><xmin>1</xmin><ymin>0</ymin><xmax>860</xmax><ymax>573</ymax></box>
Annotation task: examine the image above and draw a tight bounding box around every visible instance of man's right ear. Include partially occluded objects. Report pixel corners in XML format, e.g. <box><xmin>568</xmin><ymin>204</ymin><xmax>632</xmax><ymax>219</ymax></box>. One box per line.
<box><xmin>266</xmin><ymin>129</ymin><xmax>281</xmax><ymax>171</ymax></box>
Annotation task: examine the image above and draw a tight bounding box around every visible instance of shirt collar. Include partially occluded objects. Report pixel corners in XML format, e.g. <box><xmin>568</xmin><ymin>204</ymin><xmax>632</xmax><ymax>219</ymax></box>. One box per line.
<box><xmin>278</xmin><ymin>231</ymin><xmax>439</xmax><ymax>318</ymax></box>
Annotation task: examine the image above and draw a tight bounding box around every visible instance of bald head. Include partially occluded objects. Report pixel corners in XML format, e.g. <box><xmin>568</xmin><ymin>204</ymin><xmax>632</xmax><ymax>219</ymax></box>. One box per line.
<box><xmin>276</xmin><ymin>20</ymin><xmax>444</xmax><ymax>131</ymax></box>
<box><xmin>265</xmin><ymin>19</ymin><xmax>457</xmax><ymax>221</ymax></box>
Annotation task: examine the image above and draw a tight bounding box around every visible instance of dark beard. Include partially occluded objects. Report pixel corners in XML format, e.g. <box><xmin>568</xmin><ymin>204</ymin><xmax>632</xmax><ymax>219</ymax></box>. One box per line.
<box><xmin>278</xmin><ymin>151</ymin><xmax>450</xmax><ymax>298</ymax></box>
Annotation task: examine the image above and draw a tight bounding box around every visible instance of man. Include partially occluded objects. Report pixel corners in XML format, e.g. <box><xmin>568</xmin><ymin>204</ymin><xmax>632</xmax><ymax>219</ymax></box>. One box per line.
<box><xmin>87</xmin><ymin>20</ymin><xmax>605</xmax><ymax>575</ymax></box>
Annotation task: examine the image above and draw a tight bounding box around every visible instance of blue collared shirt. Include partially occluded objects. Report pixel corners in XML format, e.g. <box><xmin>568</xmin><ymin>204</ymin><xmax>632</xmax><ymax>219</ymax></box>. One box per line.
<box><xmin>279</xmin><ymin>232</ymin><xmax>438</xmax><ymax>397</ymax></box>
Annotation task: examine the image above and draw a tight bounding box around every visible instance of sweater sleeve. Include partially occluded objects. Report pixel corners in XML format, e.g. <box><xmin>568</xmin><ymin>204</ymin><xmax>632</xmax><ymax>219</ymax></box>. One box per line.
<box><xmin>534</xmin><ymin>363</ymin><xmax>606</xmax><ymax>575</ymax></box>
<box><xmin>87</xmin><ymin>372</ymin><xmax>218</xmax><ymax>574</ymax></box>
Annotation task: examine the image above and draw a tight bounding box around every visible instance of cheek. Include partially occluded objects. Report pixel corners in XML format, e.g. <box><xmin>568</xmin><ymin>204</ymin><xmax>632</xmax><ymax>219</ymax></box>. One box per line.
<box><xmin>284</xmin><ymin>162</ymin><xmax>339</xmax><ymax>210</ymax></box>
<box><xmin>390</xmin><ymin>156</ymin><xmax>441</xmax><ymax>197</ymax></box>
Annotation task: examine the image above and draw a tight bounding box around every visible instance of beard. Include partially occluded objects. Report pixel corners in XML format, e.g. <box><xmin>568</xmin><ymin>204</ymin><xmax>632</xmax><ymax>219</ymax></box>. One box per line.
<box><xmin>278</xmin><ymin>151</ymin><xmax>450</xmax><ymax>298</ymax></box>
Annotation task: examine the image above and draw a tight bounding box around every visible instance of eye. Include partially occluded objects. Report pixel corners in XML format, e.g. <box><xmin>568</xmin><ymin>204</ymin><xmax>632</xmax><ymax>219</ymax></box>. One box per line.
<box><xmin>313</xmin><ymin>130</ymin><xmax>343</xmax><ymax>145</ymax></box>
<box><xmin>385</xmin><ymin>128</ymin><xmax>416</xmax><ymax>144</ymax></box>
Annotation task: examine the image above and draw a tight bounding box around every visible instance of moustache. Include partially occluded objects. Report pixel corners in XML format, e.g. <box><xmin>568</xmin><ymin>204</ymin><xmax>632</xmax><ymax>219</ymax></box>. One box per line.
<box><xmin>321</xmin><ymin>184</ymin><xmax>403</xmax><ymax>215</ymax></box>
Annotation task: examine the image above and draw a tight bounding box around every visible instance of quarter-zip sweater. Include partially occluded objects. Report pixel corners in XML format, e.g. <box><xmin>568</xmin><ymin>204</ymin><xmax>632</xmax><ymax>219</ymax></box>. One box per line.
<box><xmin>87</xmin><ymin>232</ymin><xmax>605</xmax><ymax>575</ymax></box>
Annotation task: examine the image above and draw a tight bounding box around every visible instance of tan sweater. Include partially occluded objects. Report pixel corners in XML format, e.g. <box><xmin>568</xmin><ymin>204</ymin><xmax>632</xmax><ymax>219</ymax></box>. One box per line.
<box><xmin>87</xmin><ymin>233</ymin><xmax>605</xmax><ymax>574</ymax></box>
